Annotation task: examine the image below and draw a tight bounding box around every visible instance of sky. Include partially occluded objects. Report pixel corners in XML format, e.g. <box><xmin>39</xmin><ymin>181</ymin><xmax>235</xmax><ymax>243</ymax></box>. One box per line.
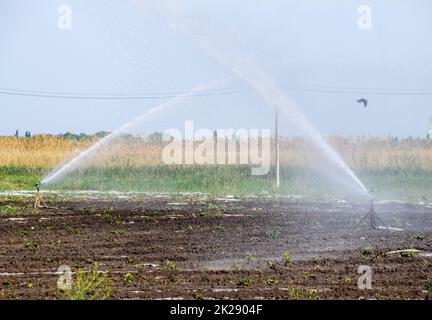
<box><xmin>1</xmin><ymin>0</ymin><xmax>432</xmax><ymax>137</ymax></box>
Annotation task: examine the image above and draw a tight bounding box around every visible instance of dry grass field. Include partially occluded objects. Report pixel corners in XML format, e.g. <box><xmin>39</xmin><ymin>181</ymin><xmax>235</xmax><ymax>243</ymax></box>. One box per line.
<box><xmin>1</xmin><ymin>134</ymin><xmax>432</xmax><ymax>170</ymax></box>
<box><xmin>0</xmin><ymin>134</ymin><xmax>431</xmax><ymax>198</ymax></box>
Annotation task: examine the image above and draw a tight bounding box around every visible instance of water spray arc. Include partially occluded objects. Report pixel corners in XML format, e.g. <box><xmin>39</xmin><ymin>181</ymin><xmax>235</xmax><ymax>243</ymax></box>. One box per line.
<box><xmin>133</xmin><ymin>0</ymin><xmax>370</xmax><ymax>199</ymax></box>
<box><xmin>40</xmin><ymin>2</ymin><xmax>369</xmax><ymax>202</ymax></box>
<box><xmin>39</xmin><ymin>81</ymin><xmax>225</xmax><ymax>187</ymax></box>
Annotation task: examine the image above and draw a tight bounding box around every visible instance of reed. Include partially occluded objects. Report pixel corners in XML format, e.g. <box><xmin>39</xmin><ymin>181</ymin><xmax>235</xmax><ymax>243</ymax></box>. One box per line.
<box><xmin>1</xmin><ymin>134</ymin><xmax>431</xmax><ymax>199</ymax></box>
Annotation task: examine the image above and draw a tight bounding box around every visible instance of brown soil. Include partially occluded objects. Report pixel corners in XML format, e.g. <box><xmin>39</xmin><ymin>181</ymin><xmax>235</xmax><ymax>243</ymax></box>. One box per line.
<box><xmin>0</xmin><ymin>196</ymin><xmax>431</xmax><ymax>300</ymax></box>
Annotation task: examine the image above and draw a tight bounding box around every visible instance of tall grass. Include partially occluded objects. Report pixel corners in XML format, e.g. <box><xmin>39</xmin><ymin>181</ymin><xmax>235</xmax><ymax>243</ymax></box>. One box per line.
<box><xmin>1</xmin><ymin>135</ymin><xmax>431</xmax><ymax>199</ymax></box>
<box><xmin>2</xmin><ymin>135</ymin><xmax>432</xmax><ymax>170</ymax></box>
<box><xmin>0</xmin><ymin>135</ymin><xmax>96</xmax><ymax>171</ymax></box>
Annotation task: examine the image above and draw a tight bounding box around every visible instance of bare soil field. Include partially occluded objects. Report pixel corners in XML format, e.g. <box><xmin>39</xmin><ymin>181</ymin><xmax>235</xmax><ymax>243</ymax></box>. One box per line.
<box><xmin>0</xmin><ymin>195</ymin><xmax>431</xmax><ymax>300</ymax></box>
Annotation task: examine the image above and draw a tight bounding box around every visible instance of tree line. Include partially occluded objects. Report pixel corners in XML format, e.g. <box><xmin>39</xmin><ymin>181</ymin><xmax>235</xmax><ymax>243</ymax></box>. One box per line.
<box><xmin>12</xmin><ymin>130</ymin><xmax>110</xmax><ymax>141</ymax></box>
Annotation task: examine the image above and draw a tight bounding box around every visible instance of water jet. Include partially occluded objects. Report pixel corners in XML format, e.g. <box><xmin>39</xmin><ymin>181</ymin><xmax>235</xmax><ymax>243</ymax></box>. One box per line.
<box><xmin>133</xmin><ymin>0</ymin><xmax>370</xmax><ymax>199</ymax></box>
<box><xmin>40</xmin><ymin>81</ymin><xmax>225</xmax><ymax>186</ymax></box>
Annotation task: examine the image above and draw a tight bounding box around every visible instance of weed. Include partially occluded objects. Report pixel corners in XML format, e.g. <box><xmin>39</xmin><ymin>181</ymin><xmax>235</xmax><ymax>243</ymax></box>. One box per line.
<box><xmin>264</xmin><ymin>278</ymin><xmax>277</xmax><ymax>285</ymax></box>
<box><xmin>339</xmin><ymin>277</ymin><xmax>353</xmax><ymax>284</ymax></box>
<box><xmin>24</xmin><ymin>241</ymin><xmax>39</xmax><ymax>251</ymax></box>
<box><xmin>282</xmin><ymin>252</ymin><xmax>291</xmax><ymax>266</ymax></box>
<box><xmin>0</xmin><ymin>205</ymin><xmax>17</xmax><ymax>217</ymax></box>
<box><xmin>286</xmin><ymin>288</ymin><xmax>302</xmax><ymax>300</ymax></box>
<box><xmin>265</xmin><ymin>259</ymin><xmax>274</xmax><ymax>268</ymax></box>
<box><xmin>426</xmin><ymin>279</ymin><xmax>432</xmax><ymax>293</ymax></box>
<box><xmin>127</xmin><ymin>257</ymin><xmax>137</xmax><ymax>265</ymax></box>
<box><xmin>415</xmin><ymin>233</ymin><xmax>426</xmax><ymax>240</ymax></box>
<box><xmin>266</xmin><ymin>229</ymin><xmax>280</xmax><ymax>240</ymax></box>
<box><xmin>313</xmin><ymin>265</ymin><xmax>324</xmax><ymax>272</ymax></box>
<box><xmin>19</xmin><ymin>230</ymin><xmax>29</xmax><ymax>238</ymax></box>
<box><xmin>244</xmin><ymin>252</ymin><xmax>256</xmax><ymax>264</ymax></box>
<box><xmin>200</xmin><ymin>204</ymin><xmax>224</xmax><ymax>218</ymax></box>
<box><xmin>201</xmin><ymin>211</ymin><xmax>217</xmax><ymax>218</ymax></box>
<box><xmin>304</xmin><ymin>272</ymin><xmax>317</xmax><ymax>280</ymax></box>
<box><xmin>111</xmin><ymin>229</ymin><xmax>127</xmax><ymax>235</ymax></box>
<box><xmin>238</xmin><ymin>278</ymin><xmax>253</xmax><ymax>286</ymax></box>
<box><xmin>162</xmin><ymin>260</ymin><xmax>177</xmax><ymax>272</ymax></box>
<box><xmin>101</xmin><ymin>212</ymin><xmax>124</xmax><ymax>225</ymax></box>
<box><xmin>362</xmin><ymin>248</ymin><xmax>373</xmax><ymax>256</ymax></box>
<box><xmin>214</xmin><ymin>223</ymin><xmax>226</xmax><ymax>232</ymax></box>
<box><xmin>101</xmin><ymin>213</ymin><xmax>113</xmax><ymax>221</ymax></box>
<box><xmin>122</xmin><ymin>273</ymin><xmax>135</xmax><ymax>283</ymax></box>
<box><xmin>193</xmin><ymin>293</ymin><xmax>205</xmax><ymax>300</ymax></box>
<box><xmin>60</xmin><ymin>223</ymin><xmax>77</xmax><ymax>235</ymax></box>
<box><xmin>400</xmin><ymin>251</ymin><xmax>415</xmax><ymax>258</ymax></box>
<box><xmin>184</xmin><ymin>225</ymin><xmax>194</xmax><ymax>232</ymax></box>
<box><xmin>286</xmin><ymin>288</ymin><xmax>320</xmax><ymax>300</ymax></box>
<box><xmin>0</xmin><ymin>195</ymin><xmax>23</xmax><ymax>202</ymax></box>
<box><xmin>114</xmin><ymin>216</ymin><xmax>124</xmax><ymax>225</ymax></box>
<box><xmin>59</xmin><ymin>263</ymin><xmax>112</xmax><ymax>300</ymax></box>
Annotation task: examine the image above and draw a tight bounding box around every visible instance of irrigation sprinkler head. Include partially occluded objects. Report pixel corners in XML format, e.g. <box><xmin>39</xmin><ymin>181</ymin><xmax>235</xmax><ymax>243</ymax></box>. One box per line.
<box><xmin>34</xmin><ymin>183</ymin><xmax>41</xmax><ymax>192</ymax></box>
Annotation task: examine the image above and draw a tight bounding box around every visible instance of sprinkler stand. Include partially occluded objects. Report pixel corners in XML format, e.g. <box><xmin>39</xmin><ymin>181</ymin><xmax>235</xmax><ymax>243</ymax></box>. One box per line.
<box><xmin>33</xmin><ymin>183</ymin><xmax>48</xmax><ymax>211</ymax></box>
<box><xmin>354</xmin><ymin>198</ymin><xmax>385</xmax><ymax>230</ymax></box>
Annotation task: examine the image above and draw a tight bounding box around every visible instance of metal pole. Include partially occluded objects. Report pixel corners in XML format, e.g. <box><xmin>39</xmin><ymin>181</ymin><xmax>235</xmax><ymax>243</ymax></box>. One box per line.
<box><xmin>275</xmin><ymin>108</ymin><xmax>280</xmax><ymax>192</ymax></box>
<box><xmin>428</xmin><ymin>117</ymin><xmax>432</xmax><ymax>140</ymax></box>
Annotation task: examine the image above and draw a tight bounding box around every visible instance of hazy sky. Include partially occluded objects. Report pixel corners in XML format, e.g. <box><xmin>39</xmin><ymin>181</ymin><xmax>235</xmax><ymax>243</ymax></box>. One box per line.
<box><xmin>1</xmin><ymin>0</ymin><xmax>432</xmax><ymax>137</ymax></box>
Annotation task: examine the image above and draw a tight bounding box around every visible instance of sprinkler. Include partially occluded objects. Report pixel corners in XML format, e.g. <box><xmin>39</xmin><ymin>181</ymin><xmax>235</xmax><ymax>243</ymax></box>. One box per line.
<box><xmin>33</xmin><ymin>182</ymin><xmax>47</xmax><ymax>211</ymax></box>
<box><xmin>354</xmin><ymin>192</ymin><xmax>385</xmax><ymax>230</ymax></box>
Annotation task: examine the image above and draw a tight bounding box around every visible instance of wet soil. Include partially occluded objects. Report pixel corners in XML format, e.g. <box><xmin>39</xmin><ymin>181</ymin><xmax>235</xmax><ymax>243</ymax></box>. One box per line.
<box><xmin>0</xmin><ymin>196</ymin><xmax>431</xmax><ymax>300</ymax></box>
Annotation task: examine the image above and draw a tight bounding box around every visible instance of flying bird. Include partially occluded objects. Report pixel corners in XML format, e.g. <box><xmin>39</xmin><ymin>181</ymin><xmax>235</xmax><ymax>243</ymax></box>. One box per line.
<box><xmin>357</xmin><ymin>98</ymin><xmax>368</xmax><ymax>108</ymax></box>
